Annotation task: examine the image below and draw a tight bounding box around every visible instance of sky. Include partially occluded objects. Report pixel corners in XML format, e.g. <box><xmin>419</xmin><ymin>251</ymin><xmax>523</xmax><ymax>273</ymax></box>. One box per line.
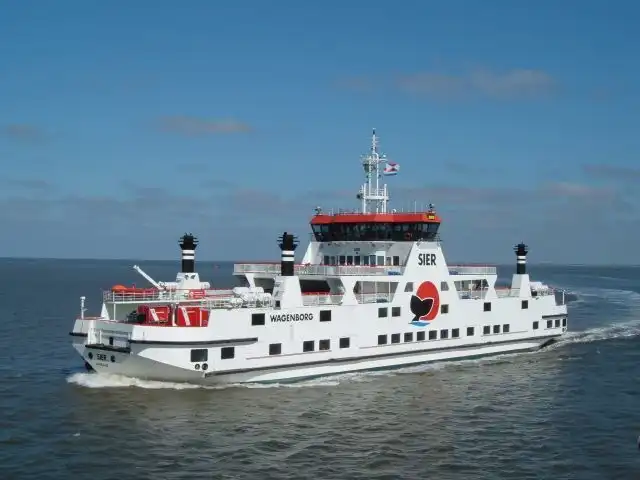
<box><xmin>1</xmin><ymin>0</ymin><xmax>639</xmax><ymax>264</ymax></box>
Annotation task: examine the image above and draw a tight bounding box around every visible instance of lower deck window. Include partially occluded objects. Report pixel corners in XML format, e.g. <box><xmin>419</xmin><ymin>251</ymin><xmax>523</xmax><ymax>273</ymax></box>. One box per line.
<box><xmin>391</xmin><ymin>333</ymin><xmax>400</xmax><ymax>344</ymax></box>
<box><xmin>190</xmin><ymin>348</ymin><xmax>208</xmax><ymax>362</ymax></box>
<box><xmin>428</xmin><ymin>331</ymin><xmax>437</xmax><ymax>340</ymax></box>
<box><xmin>303</xmin><ymin>340</ymin><xmax>315</xmax><ymax>352</ymax></box>
<box><xmin>220</xmin><ymin>347</ymin><xmax>235</xmax><ymax>360</ymax></box>
<box><xmin>269</xmin><ymin>343</ymin><xmax>281</xmax><ymax>355</ymax></box>
<box><xmin>378</xmin><ymin>334</ymin><xmax>387</xmax><ymax>345</ymax></box>
<box><xmin>339</xmin><ymin>337</ymin><xmax>350</xmax><ymax>348</ymax></box>
<box><xmin>452</xmin><ymin>328</ymin><xmax>459</xmax><ymax>338</ymax></box>
<box><xmin>466</xmin><ymin>327</ymin><xmax>474</xmax><ymax>336</ymax></box>
<box><xmin>319</xmin><ymin>339</ymin><xmax>330</xmax><ymax>350</ymax></box>
<box><xmin>417</xmin><ymin>331</ymin><xmax>425</xmax><ymax>341</ymax></box>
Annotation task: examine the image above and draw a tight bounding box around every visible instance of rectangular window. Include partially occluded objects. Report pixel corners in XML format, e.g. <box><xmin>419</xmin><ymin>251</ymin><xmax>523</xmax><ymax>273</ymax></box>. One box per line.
<box><xmin>320</xmin><ymin>310</ymin><xmax>331</xmax><ymax>322</ymax></box>
<box><xmin>440</xmin><ymin>329</ymin><xmax>449</xmax><ymax>339</ymax></box>
<box><xmin>269</xmin><ymin>343</ymin><xmax>281</xmax><ymax>355</ymax></box>
<box><xmin>417</xmin><ymin>331</ymin><xmax>426</xmax><ymax>341</ymax></box>
<box><xmin>393</xmin><ymin>256</ymin><xmax>400</xmax><ymax>266</ymax></box>
<box><xmin>440</xmin><ymin>282</ymin><xmax>449</xmax><ymax>291</ymax></box>
<box><xmin>452</xmin><ymin>328</ymin><xmax>460</xmax><ymax>338</ymax></box>
<box><xmin>533</xmin><ymin>321</ymin><xmax>539</xmax><ymax>330</ymax></box>
<box><xmin>386</xmin><ymin>257</ymin><xmax>391</xmax><ymax>266</ymax></box>
<box><xmin>363</xmin><ymin>255</ymin><xmax>370</xmax><ymax>265</ymax></box>
<box><xmin>484</xmin><ymin>302</ymin><xmax>492</xmax><ymax>312</ymax></box>
<box><xmin>220</xmin><ymin>347</ymin><xmax>235</xmax><ymax>360</ymax></box>
<box><xmin>466</xmin><ymin>327</ymin><xmax>474</xmax><ymax>336</ymax></box>
<box><xmin>404</xmin><ymin>282</ymin><xmax>413</xmax><ymax>292</ymax></box>
<box><xmin>319</xmin><ymin>339</ymin><xmax>330</xmax><ymax>350</ymax></box>
<box><xmin>378</xmin><ymin>307</ymin><xmax>388</xmax><ymax>318</ymax></box>
<box><xmin>493</xmin><ymin>325</ymin><xmax>501</xmax><ymax>334</ymax></box>
<box><xmin>190</xmin><ymin>348</ymin><xmax>208</xmax><ymax>362</ymax></box>
<box><xmin>503</xmin><ymin>324</ymin><xmax>510</xmax><ymax>333</ymax></box>
<box><xmin>377</xmin><ymin>255</ymin><xmax>384</xmax><ymax>266</ymax></box>
<box><xmin>429</xmin><ymin>330</ymin><xmax>437</xmax><ymax>340</ymax></box>
<box><xmin>547</xmin><ymin>320</ymin><xmax>553</xmax><ymax>329</ymax></box>
<box><xmin>369</xmin><ymin>255</ymin><xmax>376</xmax><ymax>266</ymax></box>
<box><xmin>354</xmin><ymin>255</ymin><xmax>361</xmax><ymax>265</ymax></box>
<box><xmin>404</xmin><ymin>332</ymin><xmax>413</xmax><ymax>342</ymax></box>
<box><xmin>346</xmin><ymin>255</ymin><xmax>353</xmax><ymax>265</ymax></box>
<box><xmin>323</xmin><ymin>255</ymin><xmax>330</xmax><ymax>265</ymax></box>
<box><xmin>339</xmin><ymin>337</ymin><xmax>350</xmax><ymax>348</ymax></box>
<box><xmin>392</xmin><ymin>306</ymin><xmax>401</xmax><ymax>317</ymax></box>
<box><xmin>562</xmin><ymin>318</ymin><xmax>567</xmax><ymax>327</ymax></box>
<box><xmin>339</xmin><ymin>255</ymin><xmax>346</xmax><ymax>265</ymax></box>
<box><xmin>251</xmin><ymin>313</ymin><xmax>265</xmax><ymax>326</ymax></box>
<box><xmin>554</xmin><ymin>319</ymin><xmax>560</xmax><ymax>328</ymax></box>
<box><xmin>521</xmin><ymin>300</ymin><xmax>528</xmax><ymax>309</ymax></box>
<box><xmin>483</xmin><ymin>325</ymin><xmax>490</xmax><ymax>335</ymax></box>
<box><xmin>440</xmin><ymin>304</ymin><xmax>449</xmax><ymax>314</ymax></box>
<box><xmin>303</xmin><ymin>340</ymin><xmax>315</xmax><ymax>352</ymax></box>
<box><xmin>378</xmin><ymin>334</ymin><xmax>388</xmax><ymax>345</ymax></box>
<box><xmin>391</xmin><ymin>333</ymin><xmax>400</xmax><ymax>344</ymax></box>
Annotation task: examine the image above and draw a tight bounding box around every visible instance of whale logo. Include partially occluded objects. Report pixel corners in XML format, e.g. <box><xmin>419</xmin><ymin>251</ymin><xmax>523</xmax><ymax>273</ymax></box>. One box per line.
<box><xmin>409</xmin><ymin>281</ymin><xmax>440</xmax><ymax>327</ymax></box>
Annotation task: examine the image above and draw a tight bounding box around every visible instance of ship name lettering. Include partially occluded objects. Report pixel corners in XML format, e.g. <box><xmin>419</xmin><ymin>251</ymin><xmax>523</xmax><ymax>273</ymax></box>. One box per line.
<box><xmin>418</xmin><ymin>253</ymin><xmax>437</xmax><ymax>266</ymax></box>
<box><xmin>269</xmin><ymin>313</ymin><xmax>314</xmax><ymax>323</ymax></box>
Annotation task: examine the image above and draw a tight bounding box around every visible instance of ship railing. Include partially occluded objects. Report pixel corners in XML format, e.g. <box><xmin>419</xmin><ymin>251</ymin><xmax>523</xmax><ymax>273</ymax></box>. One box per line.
<box><xmin>103</xmin><ymin>288</ymin><xmax>235</xmax><ymax>303</ymax></box>
<box><xmin>448</xmin><ymin>265</ymin><xmax>497</xmax><ymax>275</ymax></box>
<box><xmin>301</xmin><ymin>292</ymin><xmax>393</xmax><ymax>306</ymax></box>
<box><xmin>233</xmin><ymin>262</ymin><xmax>404</xmax><ymax>276</ymax></box>
<box><xmin>458</xmin><ymin>287</ymin><xmax>563</xmax><ymax>300</ymax></box>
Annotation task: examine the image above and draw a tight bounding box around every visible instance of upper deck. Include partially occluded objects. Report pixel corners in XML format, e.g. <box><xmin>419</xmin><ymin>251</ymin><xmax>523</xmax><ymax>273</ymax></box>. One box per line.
<box><xmin>233</xmin><ymin>262</ymin><xmax>497</xmax><ymax>276</ymax></box>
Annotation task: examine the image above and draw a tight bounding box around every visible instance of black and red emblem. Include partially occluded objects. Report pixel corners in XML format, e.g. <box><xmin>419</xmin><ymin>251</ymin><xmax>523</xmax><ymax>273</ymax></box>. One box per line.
<box><xmin>409</xmin><ymin>281</ymin><xmax>440</xmax><ymax>326</ymax></box>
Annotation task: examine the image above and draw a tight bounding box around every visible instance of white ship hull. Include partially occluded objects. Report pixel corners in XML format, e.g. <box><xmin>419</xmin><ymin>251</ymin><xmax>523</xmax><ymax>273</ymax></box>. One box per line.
<box><xmin>72</xmin><ymin>329</ymin><xmax>560</xmax><ymax>385</ymax></box>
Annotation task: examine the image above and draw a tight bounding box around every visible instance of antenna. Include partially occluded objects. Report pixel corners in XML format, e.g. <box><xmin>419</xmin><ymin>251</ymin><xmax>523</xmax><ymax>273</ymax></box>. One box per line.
<box><xmin>359</xmin><ymin>129</ymin><xmax>390</xmax><ymax>214</ymax></box>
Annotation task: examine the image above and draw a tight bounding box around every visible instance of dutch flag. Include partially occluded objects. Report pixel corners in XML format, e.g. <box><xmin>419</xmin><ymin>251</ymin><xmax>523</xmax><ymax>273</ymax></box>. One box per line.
<box><xmin>383</xmin><ymin>162</ymin><xmax>400</xmax><ymax>176</ymax></box>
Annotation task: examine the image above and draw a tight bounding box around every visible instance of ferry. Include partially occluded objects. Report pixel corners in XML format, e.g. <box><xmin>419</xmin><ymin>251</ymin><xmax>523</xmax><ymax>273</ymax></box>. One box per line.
<box><xmin>70</xmin><ymin>130</ymin><xmax>569</xmax><ymax>384</ymax></box>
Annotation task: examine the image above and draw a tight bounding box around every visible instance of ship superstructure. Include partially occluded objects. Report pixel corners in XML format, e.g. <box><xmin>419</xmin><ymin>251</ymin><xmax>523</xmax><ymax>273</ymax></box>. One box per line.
<box><xmin>70</xmin><ymin>130</ymin><xmax>568</xmax><ymax>384</ymax></box>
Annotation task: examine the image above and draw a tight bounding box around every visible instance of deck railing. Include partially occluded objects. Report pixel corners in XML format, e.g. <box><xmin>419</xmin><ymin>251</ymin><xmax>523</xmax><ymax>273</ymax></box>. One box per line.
<box><xmin>448</xmin><ymin>265</ymin><xmax>497</xmax><ymax>275</ymax></box>
<box><xmin>103</xmin><ymin>289</ymin><xmax>234</xmax><ymax>303</ymax></box>
<box><xmin>233</xmin><ymin>263</ymin><xmax>404</xmax><ymax>276</ymax></box>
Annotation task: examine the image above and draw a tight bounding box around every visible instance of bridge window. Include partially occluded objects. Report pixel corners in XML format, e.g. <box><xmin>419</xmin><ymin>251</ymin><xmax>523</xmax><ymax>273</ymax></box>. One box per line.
<box><xmin>190</xmin><ymin>349</ymin><xmax>208</xmax><ymax>362</ymax></box>
<box><xmin>417</xmin><ymin>331</ymin><xmax>426</xmax><ymax>341</ymax></box>
<box><xmin>303</xmin><ymin>340</ymin><xmax>315</xmax><ymax>352</ymax></box>
<box><xmin>310</xmin><ymin>221</ymin><xmax>441</xmax><ymax>242</ymax></box>
<box><xmin>404</xmin><ymin>332</ymin><xmax>413</xmax><ymax>342</ymax></box>
<box><xmin>269</xmin><ymin>343</ymin><xmax>282</xmax><ymax>355</ymax></box>
<box><xmin>220</xmin><ymin>347</ymin><xmax>235</xmax><ymax>360</ymax></box>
